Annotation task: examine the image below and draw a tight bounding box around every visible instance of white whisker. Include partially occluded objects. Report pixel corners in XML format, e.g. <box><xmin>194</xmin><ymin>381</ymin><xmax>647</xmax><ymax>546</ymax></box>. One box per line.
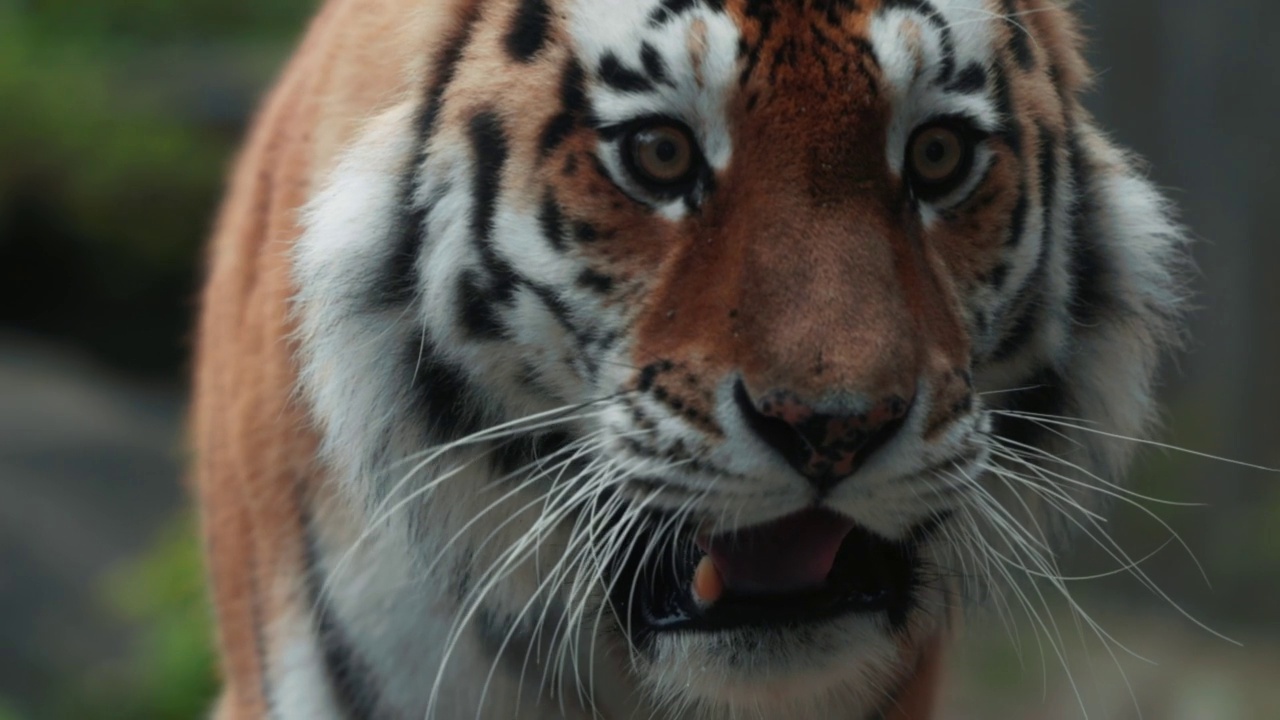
<box><xmin>992</xmin><ymin>410</ymin><xmax>1280</xmax><ymax>472</ymax></box>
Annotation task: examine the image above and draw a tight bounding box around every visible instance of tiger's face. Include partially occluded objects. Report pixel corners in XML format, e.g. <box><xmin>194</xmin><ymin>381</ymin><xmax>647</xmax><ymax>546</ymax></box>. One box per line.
<box><xmin>295</xmin><ymin>0</ymin><xmax>1184</xmax><ymax>716</ymax></box>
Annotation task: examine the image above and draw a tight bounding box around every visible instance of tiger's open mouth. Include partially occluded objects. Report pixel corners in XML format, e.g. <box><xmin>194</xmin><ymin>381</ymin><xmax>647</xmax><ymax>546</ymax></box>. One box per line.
<box><xmin>608</xmin><ymin>508</ymin><xmax>946</xmax><ymax>641</ymax></box>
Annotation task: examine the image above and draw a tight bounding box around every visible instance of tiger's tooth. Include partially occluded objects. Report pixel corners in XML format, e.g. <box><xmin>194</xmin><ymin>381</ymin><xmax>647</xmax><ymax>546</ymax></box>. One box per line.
<box><xmin>692</xmin><ymin>555</ymin><xmax>724</xmax><ymax>606</ymax></box>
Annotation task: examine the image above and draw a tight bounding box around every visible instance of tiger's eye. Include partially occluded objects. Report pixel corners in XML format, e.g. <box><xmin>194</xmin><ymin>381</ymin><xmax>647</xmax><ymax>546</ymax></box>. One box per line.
<box><xmin>630</xmin><ymin>125</ymin><xmax>695</xmax><ymax>185</ymax></box>
<box><xmin>909</xmin><ymin>125</ymin><xmax>967</xmax><ymax>185</ymax></box>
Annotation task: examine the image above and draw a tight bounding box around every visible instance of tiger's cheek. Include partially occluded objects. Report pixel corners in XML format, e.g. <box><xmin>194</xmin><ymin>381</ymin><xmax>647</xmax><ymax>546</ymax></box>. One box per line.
<box><xmin>546</xmin><ymin>148</ymin><xmax>681</xmax><ymax>294</ymax></box>
<box><xmin>926</xmin><ymin>146</ymin><xmax>1025</xmax><ymax>320</ymax></box>
<box><xmin>518</xmin><ymin>141</ymin><xmax>693</xmax><ymax>388</ymax></box>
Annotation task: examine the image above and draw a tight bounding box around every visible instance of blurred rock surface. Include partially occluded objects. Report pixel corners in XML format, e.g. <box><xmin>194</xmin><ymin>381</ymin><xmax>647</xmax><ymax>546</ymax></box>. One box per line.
<box><xmin>0</xmin><ymin>333</ymin><xmax>185</xmax><ymax>708</ymax></box>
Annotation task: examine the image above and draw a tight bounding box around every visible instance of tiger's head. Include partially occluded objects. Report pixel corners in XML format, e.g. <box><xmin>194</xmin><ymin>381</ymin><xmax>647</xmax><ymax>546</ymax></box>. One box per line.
<box><xmin>294</xmin><ymin>0</ymin><xmax>1187</xmax><ymax>716</ymax></box>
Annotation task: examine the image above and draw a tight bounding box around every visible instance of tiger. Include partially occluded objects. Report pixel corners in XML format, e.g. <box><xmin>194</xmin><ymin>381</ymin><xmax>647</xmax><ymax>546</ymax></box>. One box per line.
<box><xmin>192</xmin><ymin>0</ymin><xmax>1190</xmax><ymax>718</ymax></box>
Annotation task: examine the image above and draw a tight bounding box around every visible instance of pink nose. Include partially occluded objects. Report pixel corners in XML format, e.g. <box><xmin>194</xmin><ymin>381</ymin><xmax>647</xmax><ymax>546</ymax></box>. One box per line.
<box><xmin>733</xmin><ymin>381</ymin><xmax>912</xmax><ymax>491</ymax></box>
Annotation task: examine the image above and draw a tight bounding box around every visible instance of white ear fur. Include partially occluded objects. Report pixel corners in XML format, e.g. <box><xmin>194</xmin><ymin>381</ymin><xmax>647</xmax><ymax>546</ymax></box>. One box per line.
<box><xmin>1062</xmin><ymin>126</ymin><xmax>1192</xmax><ymax>478</ymax></box>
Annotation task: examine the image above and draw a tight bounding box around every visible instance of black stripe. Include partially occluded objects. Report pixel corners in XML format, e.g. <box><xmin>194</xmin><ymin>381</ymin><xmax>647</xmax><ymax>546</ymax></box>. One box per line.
<box><xmin>381</xmin><ymin>186</ymin><xmax>428</xmax><ymax>301</ymax></box>
<box><xmin>416</xmin><ymin>8</ymin><xmax>481</xmax><ymax>161</ymax></box>
<box><xmin>467</xmin><ymin>112</ymin><xmax>520</xmax><ymax>305</ymax></box>
<box><xmin>990</xmin><ymin>366</ymin><xmax>1067</xmax><ymax>449</ymax></box>
<box><xmin>768</xmin><ymin>36</ymin><xmax>799</xmax><ymax>86</ymax></box>
<box><xmin>560</xmin><ymin>59</ymin><xmax>589</xmax><ymax>115</ymax></box>
<box><xmin>538</xmin><ymin>112</ymin><xmax>576</xmax><ymax>157</ymax></box>
<box><xmin>993</xmin><ymin>123</ymin><xmax>1062</xmax><ymax>360</ymax></box>
<box><xmin>586</xmin><ymin>152</ymin><xmax>647</xmax><ymax>207</ymax></box>
<box><xmin>1065</xmin><ymin>132</ymin><xmax>1111</xmax><ymax>326</ymax></box>
<box><xmin>639</xmin><ymin>42</ymin><xmax>671</xmax><ymax>85</ymax></box>
<box><xmin>573</xmin><ymin>220</ymin><xmax>599</xmax><ymax>243</ymax></box>
<box><xmin>492</xmin><ymin>431</ymin><xmax>573</xmax><ymax>477</ymax></box>
<box><xmin>814</xmin><ymin>0</ymin><xmax>860</xmax><ymax>27</ymax></box>
<box><xmin>538</xmin><ymin>60</ymin><xmax>586</xmax><ymax>156</ymax></box>
<box><xmin>636</xmin><ymin>360</ymin><xmax>674</xmax><ymax>393</ymax></box>
<box><xmin>526</xmin><ymin>281</ymin><xmax>599</xmax><ymax>365</ymax></box>
<box><xmin>457</xmin><ymin>269</ymin><xmax>508</xmax><ymax>339</ymax></box>
<box><xmin>303</xmin><ymin>520</ymin><xmax>383</xmax><ymax>720</ymax></box>
<box><xmin>992</xmin><ymin>187</ymin><xmax>1046</xmax><ymax>361</ymax></box>
<box><xmin>506</xmin><ymin>0</ymin><xmax>551</xmax><ymax>63</ymax></box>
<box><xmin>991</xmin><ymin>63</ymin><xmax>1023</xmax><ymax>157</ymax></box>
<box><xmin>381</xmin><ymin>9</ymin><xmax>481</xmax><ymax>306</ymax></box>
<box><xmin>868</xmin><ymin>524</ymin><xmax>951</xmax><ymax>720</ymax></box>
<box><xmin>648</xmin><ymin>0</ymin><xmax>714</xmax><ymax>26</ymax></box>
<box><xmin>538</xmin><ymin>191</ymin><xmax>567</xmax><ymax>251</ymax></box>
<box><xmin>1002</xmin><ymin>0</ymin><xmax>1036</xmax><ymax>69</ymax></box>
<box><xmin>598</xmin><ymin>52</ymin><xmax>656</xmax><ymax>93</ymax></box>
<box><xmin>1036</xmin><ymin>122</ymin><xmax>1059</xmax><ymax>246</ymax></box>
<box><xmin>562</xmin><ymin>153</ymin><xmax>579</xmax><ymax>176</ymax></box>
<box><xmin>576</xmin><ymin>268</ymin><xmax>615</xmax><ymax>294</ymax></box>
<box><xmin>472</xmin><ymin>607</ymin><xmax>524</xmax><ymax>674</ymax></box>
<box><xmin>990</xmin><ymin>284</ymin><xmax>1043</xmax><ymax>362</ymax></box>
<box><xmin>407</xmin><ymin>330</ymin><xmax>485</xmax><ymax>440</ymax></box>
<box><xmin>738</xmin><ymin>0</ymin><xmax>777</xmax><ymax>87</ymax></box>
<box><xmin>1004</xmin><ymin>182</ymin><xmax>1029</xmax><ymax>248</ymax></box>
<box><xmin>945</xmin><ymin>62</ymin><xmax>988</xmax><ymax>94</ymax></box>
<box><xmin>529</xmin><ymin>283</ymin><xmax>593</xmax><ymax>340</ymax></box>
<box><xmin>886</xmin><ymin>515</ymin><xmax>951</xmax><ymax>635</ymax></box>
<box><xmin>988</xmin><ymin>262</ymin><xmax>1010</xmax><ymax>289</ymax></box>
<box><xmin>850</xmin><ymin>37</ymin><xmax>883</xmax><ymax>98</ymax></box>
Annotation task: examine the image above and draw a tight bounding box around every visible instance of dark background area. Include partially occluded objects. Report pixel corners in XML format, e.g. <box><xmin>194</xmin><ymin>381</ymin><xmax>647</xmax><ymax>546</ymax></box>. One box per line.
<box><xmin>0</xmin><ymin>1</ymin><xmax>1276</xmax><ymax>718</ymax></box>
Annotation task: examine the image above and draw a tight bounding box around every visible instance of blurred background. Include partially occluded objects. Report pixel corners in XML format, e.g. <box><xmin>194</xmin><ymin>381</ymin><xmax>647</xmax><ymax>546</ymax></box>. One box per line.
<box><xmin>0</xmin><ymin>1</ymin><xmax>1275</xmax><ymax>718</ymax></box>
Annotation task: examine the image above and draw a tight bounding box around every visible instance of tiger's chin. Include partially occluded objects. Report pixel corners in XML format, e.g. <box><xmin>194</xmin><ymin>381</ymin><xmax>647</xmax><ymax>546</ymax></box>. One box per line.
<box><xmin>635</xmin><ymin>618</ymin><xmax>924</xmax><ymax>717</ymax></box>
<box><xmin>604</xmin><ymin>509</ymin><xmax>950</xmax><ymax>716</ymax></box>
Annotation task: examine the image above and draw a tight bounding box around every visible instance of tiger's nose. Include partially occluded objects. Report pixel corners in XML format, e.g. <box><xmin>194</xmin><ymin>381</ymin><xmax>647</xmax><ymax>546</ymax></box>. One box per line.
<box><xmin>733</xmin><ymin>381</ymin><xmax>913</xmax><ymax>492</ymax></box>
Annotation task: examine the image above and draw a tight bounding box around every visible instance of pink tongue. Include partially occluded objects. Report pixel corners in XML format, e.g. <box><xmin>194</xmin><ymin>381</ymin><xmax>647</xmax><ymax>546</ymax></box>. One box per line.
<box><xmin>698</xmin><ymin>510</ymin><xmax>855</xmax><ymax>596</ymax></box>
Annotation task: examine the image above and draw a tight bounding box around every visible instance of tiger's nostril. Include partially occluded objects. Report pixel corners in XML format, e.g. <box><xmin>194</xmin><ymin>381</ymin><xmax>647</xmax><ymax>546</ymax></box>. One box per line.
<box><xmin>733</xmin><ymin>381</ymin><xmax>912</xmax><ymax>491</ymax></box>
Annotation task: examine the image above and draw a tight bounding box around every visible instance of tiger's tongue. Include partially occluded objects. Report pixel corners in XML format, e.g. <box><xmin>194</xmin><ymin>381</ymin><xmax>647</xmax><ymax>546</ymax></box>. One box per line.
<box><xmin>698</xmin><ymin>510</ymin><xmax>856</xmax><ymax>596</ymax></box>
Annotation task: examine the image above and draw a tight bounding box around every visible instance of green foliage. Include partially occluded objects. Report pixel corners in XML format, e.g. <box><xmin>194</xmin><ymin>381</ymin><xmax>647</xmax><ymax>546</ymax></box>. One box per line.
<box><xmin>57</xmin><ymin>516</ymin><xmax>218</xmax><ymax>720</ymax></box>
<box><xmin>0</xmin><ymin>700</ymin><xmax>23</xmax><ymax>720</ymax></box>
<box><xmin>0</xmin><ymin>7</ymin><xmax>224</xmax><ymax>266</ymax></box>
<box><xmin>0</xmin><ymin>1</ymin><xmax>309</xmax><ymax>376</ymax></box>
<box><xmin>21</xmin><ymin>0</ymin><xmax>315</xmax><ymax>41</ymax></box>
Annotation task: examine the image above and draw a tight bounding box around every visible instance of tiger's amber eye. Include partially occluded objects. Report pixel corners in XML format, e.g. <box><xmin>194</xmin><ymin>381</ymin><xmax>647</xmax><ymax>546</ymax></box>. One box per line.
<box><xmin>630</xmin><ymin>125</ymin><xmax>694</xmax><ymax>185</ymax></box>
<box><xmin>909</xmin><ymin>125</ymin><xmax>967</xmax><ymax>185</ymax></box>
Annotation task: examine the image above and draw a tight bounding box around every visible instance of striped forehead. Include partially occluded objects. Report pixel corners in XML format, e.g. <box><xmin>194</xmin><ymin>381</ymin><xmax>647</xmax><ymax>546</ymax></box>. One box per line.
<box><xmin>566</xmin><ymin>0</ymin><xmax>742</xmax><ymax>171</ymax></box>
<box><xmin>564</xmin><ymin>0</ymin><xmax>1013</xmax><ymax>169</ymax></box>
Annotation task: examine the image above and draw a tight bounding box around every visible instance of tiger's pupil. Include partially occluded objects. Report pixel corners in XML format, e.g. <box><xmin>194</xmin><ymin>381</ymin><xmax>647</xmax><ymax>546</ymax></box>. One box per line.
<box><xmin>656</xmin><ymin>140</ymin><xmax>678</xmax><ymax>163</ymax></box>
<box><xmin>925</xmin><ymin>141</ymin><xmax>947</xmax><ymax>164</ymax></box>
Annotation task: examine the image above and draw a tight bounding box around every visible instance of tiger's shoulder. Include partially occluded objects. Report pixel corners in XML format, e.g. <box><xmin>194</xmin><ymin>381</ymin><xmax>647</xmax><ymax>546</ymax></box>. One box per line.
<box><xmin>193</xmin><ymin>2</ymin><xmax>471</xmax><ymax>717</ymax></box>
